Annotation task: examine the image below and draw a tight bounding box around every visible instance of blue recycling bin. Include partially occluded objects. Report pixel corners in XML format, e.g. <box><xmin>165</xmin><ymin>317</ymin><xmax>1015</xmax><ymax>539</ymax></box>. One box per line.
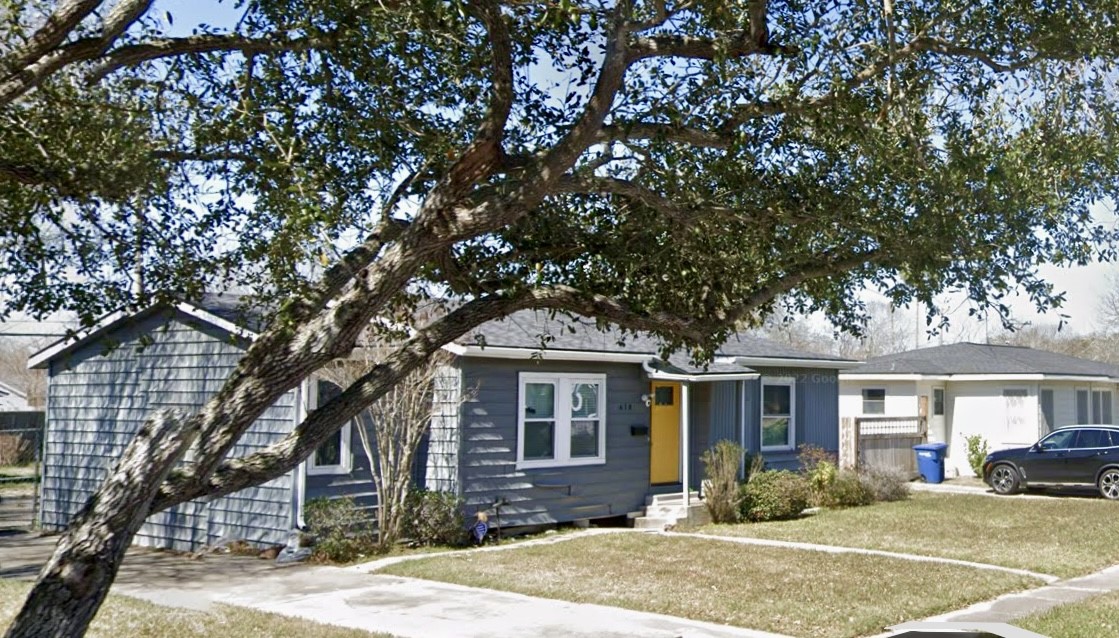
<box><xmin>913</xmin><ymin>442</ymin><xmax>949</xmax><ymax>483</ymax></box>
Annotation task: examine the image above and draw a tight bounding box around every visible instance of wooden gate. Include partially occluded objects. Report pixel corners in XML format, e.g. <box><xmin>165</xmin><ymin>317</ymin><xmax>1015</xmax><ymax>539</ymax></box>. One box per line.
<box><xmin>839</xmin><ymin>416</ymin><xmax>927</xmax><ymax>477</ymax></box>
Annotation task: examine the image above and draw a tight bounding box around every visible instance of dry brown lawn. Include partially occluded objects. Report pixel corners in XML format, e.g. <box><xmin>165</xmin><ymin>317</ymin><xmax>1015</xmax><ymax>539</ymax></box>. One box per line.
<box><xmin>0</xmin><ymin>579</ymin><xmax>392</xmax><ymax>638</ymax></box>
<box><xmin>379</xmin><ymin>532</ymin><xmax>1040</xmax><ymax>638</ymax></box>
<box><xmin>696</xmin><ymin>492</ymin><xmax>1119</xmax><ymax>578</ymax></box>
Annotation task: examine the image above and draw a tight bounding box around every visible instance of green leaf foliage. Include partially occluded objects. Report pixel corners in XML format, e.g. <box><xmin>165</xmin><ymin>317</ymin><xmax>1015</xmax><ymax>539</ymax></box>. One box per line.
<box><xmin>5</xmin><ymin>1</ymin><xmax>1119</xmax><ymax>348</ymax></box>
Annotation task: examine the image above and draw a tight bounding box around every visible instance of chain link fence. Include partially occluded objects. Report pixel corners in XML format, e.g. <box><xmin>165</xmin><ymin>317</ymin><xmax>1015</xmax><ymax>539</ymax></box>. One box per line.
<box><xmin>0</xmin><ymin>411</ymin><xmax>44</xmax><ymax>531</ymax></box>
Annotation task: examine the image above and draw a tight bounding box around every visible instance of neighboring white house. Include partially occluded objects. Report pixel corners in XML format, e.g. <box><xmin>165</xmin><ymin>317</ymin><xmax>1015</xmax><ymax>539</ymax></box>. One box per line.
<box><xmin>839</xmin><ymin>343</ymin><xmax>1119</xmax><ymax>477</ymax></box>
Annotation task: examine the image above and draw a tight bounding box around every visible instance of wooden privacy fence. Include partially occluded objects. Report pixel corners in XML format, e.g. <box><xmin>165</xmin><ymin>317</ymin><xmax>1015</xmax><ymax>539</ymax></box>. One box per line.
<box><xmin>839</xmin><ymin>415</ymin><xmax>927</xmax><ymax>478</ymax></box>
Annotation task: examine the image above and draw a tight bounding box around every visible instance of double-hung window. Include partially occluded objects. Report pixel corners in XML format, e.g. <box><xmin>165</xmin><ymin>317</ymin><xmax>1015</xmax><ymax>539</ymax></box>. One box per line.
<box><xmin>518</xmin><ymin>372</ymin><xmax>606</xmax><ymax>469</ymax></box>
<box><xmin>761</xmin><ymin>377</ymin><xmax>796</xmax><ymax>451</ymax></box>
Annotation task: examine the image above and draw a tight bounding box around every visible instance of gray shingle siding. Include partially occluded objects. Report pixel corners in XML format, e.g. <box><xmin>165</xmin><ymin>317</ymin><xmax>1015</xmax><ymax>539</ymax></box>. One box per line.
<box><xmin>41</xmin><ymin>309</ymin><xmax>294</xmax><ymax>552</ymax></box>
<box><xmin>457</xmin><ymin>358</ymin><xmax>650</xmax><ymax>525</ymax></box>
<box><xmin>425</xmin><ymin>363</ymin><xmax>463</xmax><ymax>494</ymax></box>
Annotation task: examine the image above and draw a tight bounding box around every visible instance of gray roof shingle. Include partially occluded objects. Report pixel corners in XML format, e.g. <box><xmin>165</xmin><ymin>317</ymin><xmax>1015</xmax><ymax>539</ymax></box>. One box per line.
<box><xmin>849</xmin><ymin>342</ymin><xmax>1119</xmax><ymax>377</ymax></box>
<box><xmin>460</xmin><ymin>310</ymin><xmax>851</xmax><ymax>363</ymax></box>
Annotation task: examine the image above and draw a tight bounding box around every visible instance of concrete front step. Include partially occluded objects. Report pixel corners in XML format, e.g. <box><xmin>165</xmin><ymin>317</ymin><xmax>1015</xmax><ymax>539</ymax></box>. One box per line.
<box><xmin>644</xmin><ymin>491</ymin><xmax>700</xmax><ymax>507</ymax></box>
<box><xmin>631</xmin><ymin>501</ymin><xmax>711</xmax><ymax>530</ymax></box>
<box><xmin>633</xmin><ymin>516</ymin><xmax>674</xmax><ymax>530</ymax></box>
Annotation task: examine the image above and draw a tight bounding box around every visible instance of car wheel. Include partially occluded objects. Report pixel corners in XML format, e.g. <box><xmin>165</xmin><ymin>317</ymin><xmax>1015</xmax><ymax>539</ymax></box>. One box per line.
<box><xmin>1097</xmin><ymin>468</ymin><xmax>1119</xmax><ymax>500</ymax></box>
<box><xmin>989</xmin><ymin>464</ymin><xmax>1020</xmax><ymax>495</ymax></box>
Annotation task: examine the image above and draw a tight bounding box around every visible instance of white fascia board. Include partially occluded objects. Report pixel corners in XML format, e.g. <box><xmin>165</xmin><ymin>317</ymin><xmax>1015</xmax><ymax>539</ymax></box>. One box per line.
<box><xmin>28</xmin><ymin>309</ymin><xmax>130</xmax><ymax>369</ymax></box>
<box><xmin>449</xmin><ymin>344</ymin><xmax>653</xmax><ymax>363</ymax></box>
<box><xmin>840</xmin><ymin>372</ymin><xmax>1119</xmax><ymax>384</ymax></box>
<box><xmin>174</xmin><ymin>303</ymin><xmax>259</xmax><ymax>342</ymax></box>
<box><xmin>733</xmin><ymin>356</ymin><xmax>861</xmax><ymax>370</ymax></box>
<box><xmin>646</xmin><ymin>370</ymin><xmax>760</xmax><ymax>382</ymax></box>
<box><xmin>948</xmin><ymin>373</ymin><xmax>1119</xmax><ymax>383</ymax></box>
<box><xmin>839</xmin><ymin>373</ymin><xmax>947</xmax><ymax>381</ymax></box>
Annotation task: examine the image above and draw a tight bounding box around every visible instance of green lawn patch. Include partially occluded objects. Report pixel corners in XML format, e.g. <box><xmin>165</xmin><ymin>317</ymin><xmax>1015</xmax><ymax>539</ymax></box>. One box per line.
<box><xmin>378</xmin><ymin>532</ymin><xmax>1040</xmax><ymax>638</ymax></box>
<box><xmin>696</xmin><ymin>492</ymin><xmax>1118</xmax><ymax>579</ymax></box>
<box><xmin>0</xmin><ymin>579</ymin><xmax>391</xmax><ymax>638</ymax></box>
<box><xmin>1015</xmin><ymin>590</ymin><xmax>1119</xmax><ymax>637</ymax></box>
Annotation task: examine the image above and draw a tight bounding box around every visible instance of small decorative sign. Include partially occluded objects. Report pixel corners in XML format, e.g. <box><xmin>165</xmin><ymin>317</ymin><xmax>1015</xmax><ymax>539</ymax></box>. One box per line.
<box><xmin>472</xmin><ymin>511</ymin><xmax>489</xmax><ymax>543</ymax></box>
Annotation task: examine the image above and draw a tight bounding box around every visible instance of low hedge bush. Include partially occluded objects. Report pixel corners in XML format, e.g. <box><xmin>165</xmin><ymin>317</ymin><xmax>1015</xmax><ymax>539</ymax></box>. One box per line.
<box><xmin>739</xmin><ymin>470</ymin><xmax>810</xmax><ymax>522</ymax></box>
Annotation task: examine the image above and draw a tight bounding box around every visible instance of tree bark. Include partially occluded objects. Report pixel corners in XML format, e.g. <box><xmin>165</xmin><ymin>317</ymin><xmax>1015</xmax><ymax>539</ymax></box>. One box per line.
<box><xmin>4</xmin><ymin>410</ymin><xmax>197</xmax><ymax>638</ymax></box>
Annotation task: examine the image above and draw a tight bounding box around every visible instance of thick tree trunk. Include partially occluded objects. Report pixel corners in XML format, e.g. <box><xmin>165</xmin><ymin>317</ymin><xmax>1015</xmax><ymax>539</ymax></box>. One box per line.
<box><xmin>4</xmin><ymin>410</ymin><xmax>197</xmax><ymax>638</ymax></box>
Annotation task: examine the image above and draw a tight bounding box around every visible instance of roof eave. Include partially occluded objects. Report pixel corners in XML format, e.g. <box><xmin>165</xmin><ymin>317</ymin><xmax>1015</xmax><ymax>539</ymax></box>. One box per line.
<box><xmin>444</xmin><ymin>343</ymin><xmax>654</xmax><ymax>363</ymax></box>
<box><xmin>28</xmin><ymin>302</ymin><xmax>258</xmax><ymax>370</ymax></box>
<box><xmin>733</xmin><ymin>356</ymin><xmax>861</xmax><ymax>370</ymax></box>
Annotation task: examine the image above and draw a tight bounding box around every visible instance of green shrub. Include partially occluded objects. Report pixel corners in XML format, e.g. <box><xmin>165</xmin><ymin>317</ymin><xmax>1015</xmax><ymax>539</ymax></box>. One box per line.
<box><xmin>304</xmin><ymin>497</ymin><xmax>377</xmax><ymax>562</ymax></box>
<box><xmin>739</xmin><ymin>470</ymin><xmax>810</xmax><ymax>522</ymax></box>
<box><xmin>859</xmin><ymin>467</ymin><xmax>911</xmax><ymax>502</ymax></box>
<box><xmin>701</xmin><ymin>440</ymin><xmax>744</xmax><ymax>524</ymax></box>
<box><xmin>816</xmin><ymin>470</ymin><xmax>874</xmax><ymax>508</ymax></box>
<box><xmin>404</xmin><ymin>489</ymin><xmax>469</xmax><ymax>546</ymax></box>
<box><xmin>964</xmin><ymin>434</ymin><xmax>989</xmax><ymax>477</ymax></box>
<box><xmin>799</xmin><ymin>445</ymin><xmax>838</xmax><ymax>506</ymax></box>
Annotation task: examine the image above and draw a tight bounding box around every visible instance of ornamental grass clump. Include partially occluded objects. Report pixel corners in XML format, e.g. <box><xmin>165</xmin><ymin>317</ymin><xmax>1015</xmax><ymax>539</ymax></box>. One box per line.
<box><xmin>701</xmin><ymin>440</ymin><xmax>745</xmax><ymax>524</ymax></box>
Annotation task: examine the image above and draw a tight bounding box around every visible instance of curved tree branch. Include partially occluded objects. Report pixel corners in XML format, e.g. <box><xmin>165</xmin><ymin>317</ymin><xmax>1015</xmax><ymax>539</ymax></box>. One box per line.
<box><xmin>596</xmin><ymin>122</ymin><xmax>730</xmax><ymax>148</ymax></box>
<box><xmin>0</xmin><ymin>0</ymin><xmax>102</xmax><ymax>73</ymax></box>
<box><xmin>87</xmin><ymin>31</ymin><xmax>341</xmax><ymax>82</ymax></box>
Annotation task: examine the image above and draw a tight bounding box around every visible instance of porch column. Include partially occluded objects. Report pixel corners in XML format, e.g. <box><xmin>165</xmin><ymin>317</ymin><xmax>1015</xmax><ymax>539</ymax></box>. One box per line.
<box><xmin>681</xmin><ymin>382</ymin><xmax>690</xmax><ymax>508</ymax></box>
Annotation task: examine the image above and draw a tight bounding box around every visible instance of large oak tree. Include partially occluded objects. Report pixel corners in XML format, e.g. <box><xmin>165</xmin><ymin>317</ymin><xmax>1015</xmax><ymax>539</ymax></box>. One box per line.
<box><xmin>4</xmin><ymin>1</ymin><xmax>1119</xmax><ymax>635</ymax></box>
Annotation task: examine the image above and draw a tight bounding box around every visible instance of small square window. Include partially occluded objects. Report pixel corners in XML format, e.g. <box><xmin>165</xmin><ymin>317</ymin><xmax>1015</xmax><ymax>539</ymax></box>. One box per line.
<box><xmin>654</xmin><ymin>386</ymin><xmax>674</xmax><ymax>406</ymax></box>
<box><xmin>862</xmin><ymin>388</ymin><xmax>885</xmax><ymax>415</ymax></box>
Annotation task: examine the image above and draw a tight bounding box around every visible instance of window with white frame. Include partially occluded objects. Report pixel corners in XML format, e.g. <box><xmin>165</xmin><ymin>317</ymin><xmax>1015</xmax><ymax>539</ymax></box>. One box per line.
<box><xmin>1077</xmin><ymin>388</ymin><xmax>1090</xmax><ymax>424</ymax></box>
<box><xmin>1092</xmin><ymin>390</ymin><xmax>1113</xmax><ymax>424</ymax></box>
<box><xmin>861</xmin><ymin>388</ymin><xmax>886</xmax><ymax>415</ymax></box>
<box><xmin>307</xmin><ymin>379</ymin><xmax>353</xmax><ymax>475</ymax></box>
<box><xmin>933</xmin><ymin>388</ymin><xmax>945</xmax><ymax>416</ymax></box>
<box><xmin>761</xmin><ymin>377</ymin><xmax>795</xmax><ymax>451</ymax></box>
<box><xmin>518</xmin><ymin>372</ymin><xmax>606</xmax><ymax>469</ymax></box>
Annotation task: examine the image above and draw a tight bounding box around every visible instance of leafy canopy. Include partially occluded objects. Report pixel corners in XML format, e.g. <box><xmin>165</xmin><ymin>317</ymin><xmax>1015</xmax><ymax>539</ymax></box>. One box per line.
<box><xmin>3</xmin><ymin>0</ymin><xmax>1119</xmax><ymax>352</ymax></box>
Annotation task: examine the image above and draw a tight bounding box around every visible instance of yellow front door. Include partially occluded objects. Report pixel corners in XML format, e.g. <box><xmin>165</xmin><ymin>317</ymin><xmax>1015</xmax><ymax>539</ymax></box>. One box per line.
<box><xmin>649</xmin><ymin>381</ymin><xmax>681</xmax><ymax>484</ymax></box>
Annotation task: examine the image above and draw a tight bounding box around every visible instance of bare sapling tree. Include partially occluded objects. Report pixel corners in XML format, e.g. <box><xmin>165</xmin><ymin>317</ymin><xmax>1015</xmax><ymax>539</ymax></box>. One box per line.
<box><xmin>320</xmin><ymin>349</ymin><xmax>466</xmax><ymax>550</ymax></box>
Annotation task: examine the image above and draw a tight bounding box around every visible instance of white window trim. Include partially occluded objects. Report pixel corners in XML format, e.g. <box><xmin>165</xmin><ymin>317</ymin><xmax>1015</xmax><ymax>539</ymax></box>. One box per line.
<box><xmin>306</xmin><ymin>378</ymin><xmax>353</xmax><ymax>476</ymax></box>
<box><xmin>1074</xmin><ymin>387</ymin><xmax>1090</xmax><ymax>424</ymax></box>
<box><xmin>517</xmin><ymin>372</ymin><xmax>607</xmax><ymax>470</ymax></box>
<box><xmin>1091</xmin><ymin>389</ymin><xmax>1114</xmax><ymax>424</ymax></box>
<box><xmin>760</xmin><ymin>376</ymin><xmax>796</xmax><ymax>452</ymax></box>
<box><xmin>861</xmin><ymin>388</ymin><xmax>886</xmax><ymax>415</ymax></box>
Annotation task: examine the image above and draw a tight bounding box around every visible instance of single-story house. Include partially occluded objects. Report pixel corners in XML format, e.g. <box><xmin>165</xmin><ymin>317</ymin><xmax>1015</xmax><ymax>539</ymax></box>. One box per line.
<box><xmin>839</xmin><ymin>342</ymin><xmax>1119</xmax><ymax>477</ymax></box>
<box><xmin>31</xmin><ymin>299</ymin><xmax>855</xmax><ymax>550</ymax></box>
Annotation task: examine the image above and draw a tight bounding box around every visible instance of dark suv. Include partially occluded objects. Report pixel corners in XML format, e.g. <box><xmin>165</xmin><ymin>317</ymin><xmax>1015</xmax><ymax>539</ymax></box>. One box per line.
<box><xmin>982</xmin><ymin>425</ymin><xmax>1119</xmax><ymax>500</ymax></box>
